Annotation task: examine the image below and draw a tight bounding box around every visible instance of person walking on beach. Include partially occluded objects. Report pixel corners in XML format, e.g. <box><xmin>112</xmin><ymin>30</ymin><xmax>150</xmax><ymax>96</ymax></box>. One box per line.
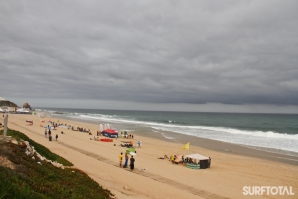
<box><xmin>137</xmin><ymin>141</ymin><xmax>141</xmax><ymax>148</ymax></box>
<box><xmin>119</xmin><ymin>152</ymin><xmax>123</xmax><ymax>167</ymax></box>
<box><xmin>130</xmin><ymin>156</ymin><xmax>135</xmax><ymax>171</ymax></box>
<box><xmin>123</xmin><ymin>154</ymin><xmax>129</xmax><ymax>168</ymax></box>
<box><xmin>55</xmin><ymin>134</ymin><xmax>58</xmax><ymax>141</ymax></box>
<box><xmin>45</xmin><ymin>129</ymin><xmax>47</xmax><ymax>137</ymax></box>
<box><xmin>208</xmin><ymin>157</ymin><xmax>211</xmax><ymax>168</ymax></box>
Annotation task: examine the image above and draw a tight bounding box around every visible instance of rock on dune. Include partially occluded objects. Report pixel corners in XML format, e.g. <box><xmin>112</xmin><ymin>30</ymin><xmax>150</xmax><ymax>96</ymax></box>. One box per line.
<box><xmin>21</xmin><ymin>141</ymin><xmax>64</xmax><ymax>169</ymax></box>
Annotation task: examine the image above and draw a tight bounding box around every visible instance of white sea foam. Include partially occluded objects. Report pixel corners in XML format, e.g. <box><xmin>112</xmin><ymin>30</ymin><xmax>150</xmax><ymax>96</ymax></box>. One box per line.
<box><xmin>161</xmin><ymin>133</ymin><xmax>174</xmax><ymax>140</ymax></box>
<box><xmin>75</xmin><ymin>113</ymin><xmax>298</xmax><ymax>139</ymax></box>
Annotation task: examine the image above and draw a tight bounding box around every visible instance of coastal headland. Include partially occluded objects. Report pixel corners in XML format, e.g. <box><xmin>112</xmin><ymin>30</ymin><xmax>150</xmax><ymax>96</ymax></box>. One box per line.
<box><xmin>4</xmin><ymin>113</ymin><xmax>298</xmax><ymax>199</ymax></box>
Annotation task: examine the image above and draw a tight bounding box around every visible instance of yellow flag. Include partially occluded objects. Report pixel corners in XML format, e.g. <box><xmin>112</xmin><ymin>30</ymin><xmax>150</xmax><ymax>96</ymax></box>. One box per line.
<box><xmin>181</xmin><ymin>142</ymin><xmax>190</xmax><ymax>150</ymax></box>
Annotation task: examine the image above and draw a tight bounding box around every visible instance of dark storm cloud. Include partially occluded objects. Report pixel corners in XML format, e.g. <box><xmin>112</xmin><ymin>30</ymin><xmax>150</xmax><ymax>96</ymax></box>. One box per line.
<box><xmin>1</xmin><ymin>0</ymin><xmax>298</xmax><ymax>106</ymax></box>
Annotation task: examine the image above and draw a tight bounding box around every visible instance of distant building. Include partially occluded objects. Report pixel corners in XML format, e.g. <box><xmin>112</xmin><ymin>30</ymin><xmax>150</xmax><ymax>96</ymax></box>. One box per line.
<box><xmin>8</xmin><ymin>107</ymin><xmax>17</xmax><ymax>112</ymax></box>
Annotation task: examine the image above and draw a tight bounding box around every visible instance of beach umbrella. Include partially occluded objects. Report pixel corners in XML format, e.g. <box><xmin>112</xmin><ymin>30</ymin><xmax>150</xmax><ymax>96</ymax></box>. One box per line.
<box><xmin>126</xmin><ymin>147</ymin><xmax>136</xmax><ymax>154</ymax></box>
<box><xmin>181</xmin><ymin>142</ymin><xmax>190</xmax><ymax>150</ymax></box>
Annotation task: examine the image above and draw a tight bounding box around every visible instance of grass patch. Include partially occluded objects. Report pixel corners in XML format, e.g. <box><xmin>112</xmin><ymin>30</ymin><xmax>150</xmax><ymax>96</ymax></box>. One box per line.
<box><xmin>0</xmin><ymin>129</ymin><xmax>72</xmax><ymax>166</ymax></box>
<box><xmin>0</xmin><ymin>134</ymin><xmax>114</xmax><ymax>198</ymax></box>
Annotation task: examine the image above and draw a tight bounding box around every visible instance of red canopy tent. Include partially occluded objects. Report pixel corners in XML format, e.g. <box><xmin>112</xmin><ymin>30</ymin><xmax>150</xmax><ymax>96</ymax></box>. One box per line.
<box><xmin>101</xmin><ymin>129</ymin><xmax>118</xmax><ymax>138</ymax></box>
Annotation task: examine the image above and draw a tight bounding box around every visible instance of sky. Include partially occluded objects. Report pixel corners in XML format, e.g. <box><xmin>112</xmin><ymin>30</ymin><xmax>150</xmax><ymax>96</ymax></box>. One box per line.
<box><xmin>1</xmin><ymin>1</ymin><xmax>298</xmax><ymax>113</ymax></box>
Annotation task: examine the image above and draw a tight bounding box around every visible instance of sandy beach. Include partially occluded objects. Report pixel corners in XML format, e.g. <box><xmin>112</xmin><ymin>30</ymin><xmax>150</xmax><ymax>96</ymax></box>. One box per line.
<box><xmin>4</xmin><ymin>113</ymin><xmax>298</xmax><ymax>199</ymax></box>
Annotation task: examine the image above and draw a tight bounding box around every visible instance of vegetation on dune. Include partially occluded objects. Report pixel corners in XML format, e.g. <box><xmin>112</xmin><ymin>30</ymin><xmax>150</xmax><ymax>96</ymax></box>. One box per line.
<box><xmin>2</xmin><ymin>129</ymin><xmax>72</xmax><ymax>166</ymax></box>
<box><xmin>0</xmin><ymin>129</ymin><xmax>114</xmax><ymax>199</ymax></box>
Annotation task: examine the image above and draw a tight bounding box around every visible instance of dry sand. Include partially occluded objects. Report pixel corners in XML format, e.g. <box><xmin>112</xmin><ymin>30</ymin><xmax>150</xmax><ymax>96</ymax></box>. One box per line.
<box><xmin>4</xmin><ymin>113</ymin><xmax>298</xmax><ymax>199</ymax></box>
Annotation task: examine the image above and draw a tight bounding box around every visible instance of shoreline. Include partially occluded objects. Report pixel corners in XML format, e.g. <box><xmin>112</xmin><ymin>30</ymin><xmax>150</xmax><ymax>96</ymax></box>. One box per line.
<box><xmin>5</xmin><ymin>113</ymin><xmax>298</xmax><ymax>199</ymax></box>
<box><xmin>50</xmin><ymin>113</ymin><xmax>298</xmax><ymax>166</ymax></box>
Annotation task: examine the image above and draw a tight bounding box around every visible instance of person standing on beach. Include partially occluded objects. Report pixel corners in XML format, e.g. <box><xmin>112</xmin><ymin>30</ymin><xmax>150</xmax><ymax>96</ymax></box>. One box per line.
<box><xmin>130</xmin><ymin>156</ymin><xmax>135</xmax><ymax>171</ymax></box>
<box><xmin>123</xmin><ymin>154</ymin><xmax>129</xmax><ymax>168</ymax></box>
<box><xmin>55</xmin><ymin>134</ymin><xmax>58</xmax><ymax>141</ymax></box>
<box><xmin>137</xmin><ymin>141</ymin><xmax>141</xmax><ymax>148</ymax></box>
<box><xmin>119</xmin><ymin>152</ymin><xmax>123</xmax><ymax>167</ymax></box>
<box><xmin>208</xmin><ymin>157</ymin><xmax>211</xmax><ymax>168</ymax></box>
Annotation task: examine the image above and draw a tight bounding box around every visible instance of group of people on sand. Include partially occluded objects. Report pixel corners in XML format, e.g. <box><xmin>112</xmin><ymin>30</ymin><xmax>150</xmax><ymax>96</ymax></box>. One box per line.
<box><xmin>72</xmin><ymin>126</ymin><xmax>91</xmax><ymax>134</ymax></box>
<box><xmin>158</xmin><ymin>155</ymin><xmax>211</xmax><ymax>167</ymax></box>
<box><xmin>47</xmin><ymin>121</ymin><xmax>70</xmax><ymax>129</ymax></box>
<box><xmin>44</xmin><ymin>128</ymin><xmax>58</xmax><ymax>141</ymax></box>
<box><xmin>119</xmin><ymin>152</ymin><xmax>135</xmax><ymax>171</ymax></box>
<box><xmin>120</xmin><ymin>141</ymin><xmax>133</xmax><ymax>147</ymax></box>
<box><xmin>120</xmin><ymin>132</ymin><xmax>134</xmax><ymax>139</ymax></box>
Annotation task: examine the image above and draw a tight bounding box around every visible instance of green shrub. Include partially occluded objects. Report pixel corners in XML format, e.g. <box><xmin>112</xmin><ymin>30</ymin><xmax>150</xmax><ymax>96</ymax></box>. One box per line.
<box><xmin>1</xmin><ymin>129</ymin><xmax>73</xmax><ymax>166</ymax></box>
<box><xmin>0</xmin><ymin>141</ymin><xmax>113</xmax><ymax>199</ymax></box>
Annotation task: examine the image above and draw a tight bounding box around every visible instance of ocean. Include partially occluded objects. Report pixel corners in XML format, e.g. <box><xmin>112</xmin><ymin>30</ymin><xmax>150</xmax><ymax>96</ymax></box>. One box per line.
<box><xmin>36</xmin><ymin>108</ymin><xmax>298</xmax><ymax>156</ymax></box>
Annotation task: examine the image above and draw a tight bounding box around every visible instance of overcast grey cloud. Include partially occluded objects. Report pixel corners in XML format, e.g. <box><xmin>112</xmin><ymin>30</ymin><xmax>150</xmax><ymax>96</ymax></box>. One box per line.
<box><xmin>1</xmin><ymin>0</ymin><xmax>298</xmax><ymax>112</ymax></box>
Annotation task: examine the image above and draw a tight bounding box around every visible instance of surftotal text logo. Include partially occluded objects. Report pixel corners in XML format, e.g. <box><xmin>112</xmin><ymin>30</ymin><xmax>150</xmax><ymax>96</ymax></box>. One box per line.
<box><xmin>243</xmin><ymin>186</ymin><xmax>294</xmax><ymax>195</ymax></box>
